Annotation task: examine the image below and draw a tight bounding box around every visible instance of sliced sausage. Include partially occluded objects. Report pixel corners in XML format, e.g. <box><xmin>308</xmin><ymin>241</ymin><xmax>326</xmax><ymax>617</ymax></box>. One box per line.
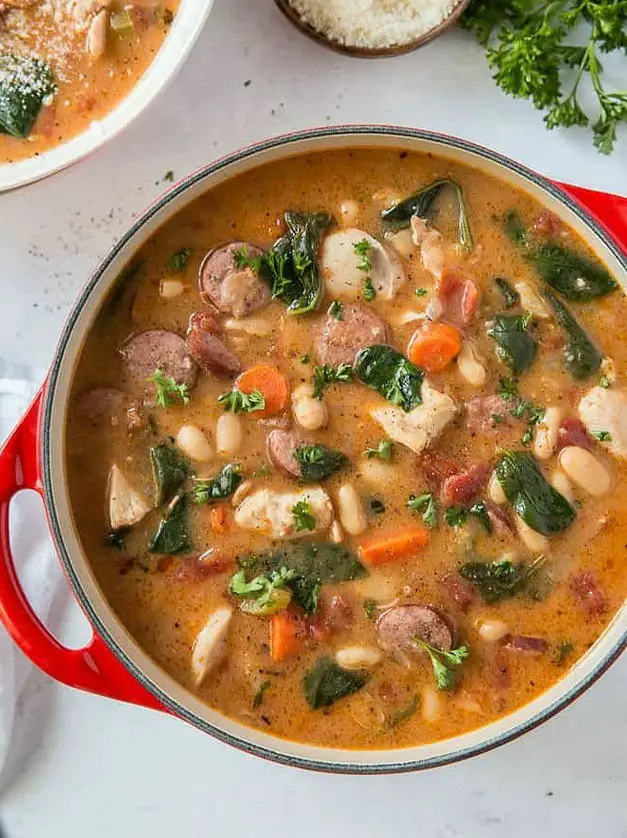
<box><xmin>266</xmin><ymin>429</ymin><xmax>302</xmax><ymax>478</ymax></box>
<box><xmin>186</xmin><ymin>312</ymin><xmax>241</xmax><ymax>378</ymax></box>
<box><xmin>465</xmin><ymin>394</ymin><xmax>518</xmax><ymax>435</ymax></box>
<box><xmin>420</xmin><ymin>451</ymin><xmax>460</xmax><ymax>489</ymax></box>
<box><xmin>503</xmin><ymin>635</ymin><xmax>548</xmax><ymax>655</ymax></box>
<box><xmin>377</xmin><ymin>604</ymin><xmax>454</xmax><ymax>653</ymax></box>
<box><xmin>119</xmin><ymin>330</ymin><xmax>197</xmax><ymax>397</ymax></box>
<box><xmin>315</xmin><ymin>302</ymin><xmax>389</xmax><ymax>367</ymax></box>
<box><xmin>440</xmin><ymin>462</ymin><xmax>490</xmax><ymax>506</ymax></box>
<box><xmin>558</xmin><ymin>416</ymin><xmax>593</xmax><ymax>451</ymax></box>
<box><xmin>437</xmin><ymin>271</ymin><xmax>480</xmax><ymax>328</ymax></box>
<box><xmin>570</xmin><ymin>571</ymin><xmax>607</xmax><ymax>615</ymax></box>
<box><xmin>440</xmin><ymin>573</ymin><xmax>475</xmax><ymax>612</ymax></box>
<box><xmin>199</xmin><ymin>242</ymin><xmax>271</xmax><ymax>318</ymax></box>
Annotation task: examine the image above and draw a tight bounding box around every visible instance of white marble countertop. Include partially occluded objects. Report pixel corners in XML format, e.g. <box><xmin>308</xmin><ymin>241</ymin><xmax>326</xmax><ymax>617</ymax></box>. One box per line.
<box><xmin>0</xmin><ymin>0</ymin><xmax>626</xmax><ymax>835</ymax></box>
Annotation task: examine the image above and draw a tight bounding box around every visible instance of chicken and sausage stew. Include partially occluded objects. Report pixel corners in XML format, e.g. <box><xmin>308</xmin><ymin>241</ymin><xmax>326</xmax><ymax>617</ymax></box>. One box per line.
<box><xmin>0</xmin><ymin>0</ymin><xmax>177</xmax><ymax>164</ymax></box>
<box><xmin>67</xmin><ymin>149</ymin><xmax>627</xmax><ymax>749</ymax></box>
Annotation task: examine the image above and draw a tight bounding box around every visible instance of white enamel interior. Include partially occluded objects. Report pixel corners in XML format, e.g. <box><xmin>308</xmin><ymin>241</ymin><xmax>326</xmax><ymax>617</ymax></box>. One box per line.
<box><xmin>0</xmin><ymin>0</ymin><xmax>214</xmax><ymax>193</ymax></box>
<box><xmin>43</xmin><ymin>129</ymin><xmax>627</xmax><ymax>772</ymax></box>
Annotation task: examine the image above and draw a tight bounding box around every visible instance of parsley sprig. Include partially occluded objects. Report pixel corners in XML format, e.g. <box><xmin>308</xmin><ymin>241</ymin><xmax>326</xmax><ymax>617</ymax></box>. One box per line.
<box><xmin>462</xmin><ymin>1</ymin><xmax>627</xmax><ymax>154</ymax></box>
<box><xmin>217</xmin><ymin>388</ymin><xmax>265</xmax><ymax>414</ymax></box>
<box><xmin>413</xmin><ymin>636</ymin><xmax>470</xmax><ymax>691</ymax></box>
<box><xmin>312</xmin><ymin>363</ymin><xmax>353</xmax><ymax>399</ymax></box>
<box><xmin>147</xmin><ymin>369</ymin><xmax>191</xmax><ymax>408</ymax></box>
<box><xmin>292</xmin><ymin>499</ymin><xmax>316</xmax><ymax>532</ymax></box>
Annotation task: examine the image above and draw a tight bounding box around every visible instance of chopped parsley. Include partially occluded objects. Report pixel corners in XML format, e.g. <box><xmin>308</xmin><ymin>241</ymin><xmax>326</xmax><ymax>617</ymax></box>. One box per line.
<box><xmin>553</xmin><ymin>641</ymin><xmax>574</xmax><ymax>666</ymax></box>
<box><xmin>229</xmin><ymin>566</ymin><xmax>295</xmax><ymax>616</ymax></box>
<box><xmin>498</xmin><ymin>376</ymin><xmax>519</xmax><ymax>400</ymax></box>
<box><xmin>444</xmin><ymin>502</ymin><xmax>492</xmax><ymax>533</ymax></box>
<box><xmin>312</xmin><ymin>363</ymin><xmax>353</xmax><ymax>399</ymax></box>
<box><xmin>414</xmin><ymin>287</ymin><xmax>428</xmax><ymax>298</ymax></box>
<box><xmin>353</xmin><ymin>238</ymin><xmax>372</xmax><ymax>272</ymax></box>
<box><xmin>365</xmin><ymin>439</ymin><xmax>393</xmax><ymax>461</ymax></box>
<box><xmin>363</xmin><ymin>598</ymin><xmax>378</xmax><ymax>620</ymax></box>
<box><xmin>491</xmin><ymin>413</ymin><xmax>505</xmax><ymax>424</ymax></box>
<box><xmin>166</xmin><ymin>247</ymin><xmax>192</xmax><ymax>272</ymax></box>
<box><xmin>233</xmin><ymin>245</ymin><xmax>262</xmax><ymax>273</ymax></box>
<box><xmin>147</xmin><ymin>369</ymin><xmax>191</xmax><ymax>408</ymax></box>
<box><xmin>299</xmin><ymin>353</ymin><xmax>311</xmax><ymax>364</ymax></box>
<box><xmin>363</xmin><ymin>276</ymin><xmax>376</xmax><ymax>302</ymax></box>
<box><xmin>217</xmin><ymin>388</ymin><xmax>265</xmax><ymax>414</ymax></box>
<box><xmin>599</xmin><ymin>375</ymin><xmax>611</xmax><ymax>388</ymax></box>
<box><xmin>328</xmin><ymin>300</ymin><xmax>344</xmax><ymax>320</ymax></box>
<box><xmin>292</xmin><ymin>499</ymin><xmax>316</xmax><ymax>532</ymax></box>
<box><xmin>407</xmin><ymin>492</ymin><xmax>438</xmax><ymax>529</ymax></box>
<box><xmin>592</xmin><ymin>430</ymin><xmax>612</xmax><ymax>441</ymax></box>
<box><xmin>413</xmin><ymin>637</ymin><xmax>469</xmax><ymax>691</ymax></box>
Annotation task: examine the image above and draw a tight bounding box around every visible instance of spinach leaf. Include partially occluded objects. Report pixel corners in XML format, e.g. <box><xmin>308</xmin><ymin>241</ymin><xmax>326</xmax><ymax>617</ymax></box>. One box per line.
<box><xmin>503</xmin><ymin>210</ymin><xmax>528</xmax><ymax>245</ymax></box>
<box><xmin>459</xmin><ymin>555</ymin><xmax>549</xmax><ymax>604</ymax></box>
<box><xmin>381</xmin><ymin>179</ymin><xmax>473</xmax><ymax>252</ymax></box>
<box><xmin>528</xmin><ymin>243</ymin><xmax>617</xmax><ymax>301</ymax></box>
<box><xmin>487</xmin><ymin>313</ymin><xmax>537</xmax><ymax>374</ymax></box>
<box><xmin>495</xmin><ymin>451</ymin><xmax>575</xmax><ymax>536</ymax></box>
<box><xmin>262</xmin><ymin>211</ymin><xmax>332</xmax><ymax>315</ymax></box>
<box><xmin>149</xmin><ymin>494</ymin><xmax>189</xmax><ymax>554</ymax></box>
<box><xmin>150</xmin><ymin>444</ymin><xmax>189</xmax><ymax>505</ymax></box>
<box><xmin>192</xmin><ymin>464</ymin><xmax>242</xmax><ymax>505</ymax></box>
<box><xmin>295</xmin><ymin>444</ymin><xmax>349</xmax><ymax>482</ymax></box>
<box><xmin>303</xmin><ymin>657</ymin><xmax>369</xmax><ymax>709</ymax></box>
<box><xmin>354</xmin><ymin>344</ymin><xmax>423</xmax><ymax>412</ymax></box>
<box><xmin>241</xmin><ymin>541</ymin><xmax>367</xmax><ymax>614</ymax></box>
<box><xmin>0</xmin><ymin>54</ymin><xmax>56</xmax><ymax>138</ymax></box>
<box><xmin>543</xmin><ymin>291</ymin><xmax>602</xmax><ymax>380</ymax></box>
<box><xmin>384</xmin><ymin>695</ymin><xmax>419</xmax><ymax>729</ymax></box>
<box><xmin>495</xmin><ymin>277</ymin><xmax>520</xmax><ymax>309</ymax></box>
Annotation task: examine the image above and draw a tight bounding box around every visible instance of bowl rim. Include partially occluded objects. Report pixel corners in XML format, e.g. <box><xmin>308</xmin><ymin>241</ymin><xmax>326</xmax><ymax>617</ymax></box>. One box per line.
<box><xmin>0</xmin><ymin>0</ymin><xmax>215</xmax><ymax>193</ymax></box>
<box><xmin>42</xmin><ymin>125</ymin><xmax>627</xmax><ymax>773</ymax></box>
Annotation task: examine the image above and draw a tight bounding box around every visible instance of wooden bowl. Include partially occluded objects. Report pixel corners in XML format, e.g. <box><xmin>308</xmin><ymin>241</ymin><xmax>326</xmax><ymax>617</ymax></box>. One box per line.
<box><xmin>274</xmin><ymin>0</ymin><xmax>472</xmax><ymax>57</ymax></box>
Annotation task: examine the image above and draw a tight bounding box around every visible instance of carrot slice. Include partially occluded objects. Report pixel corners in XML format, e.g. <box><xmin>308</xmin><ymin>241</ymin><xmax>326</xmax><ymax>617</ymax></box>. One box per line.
<box><xmin>408</xmin><ymin>323</ymin><xmax>462</xmax><ymax>373</ymax></box>
<box><xmin>270</xmin><ymin>610</ymin><xmax>306</xmax><ymax>662</ymax></box>
<box><xmin>237</xmin><ymin>364</ymin><xmax>289</xmax><ymax>417</ymax></box>
<box><xmin>209</xmin><ymin>503</ymin><xmax>230</xmax><ymax>535</ymax></box>
<box><xmin>359</xmin><ymin>526</ymin><xmax>429</xmax><ymax>566</ymax></box>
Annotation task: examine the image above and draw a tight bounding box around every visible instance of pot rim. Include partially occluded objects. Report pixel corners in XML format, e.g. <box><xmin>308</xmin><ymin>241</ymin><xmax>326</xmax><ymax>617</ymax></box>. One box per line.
<box><xmin>42</xmin><ymin>125</ymin><xmax>627</xmax><ymax>773</ymax></box>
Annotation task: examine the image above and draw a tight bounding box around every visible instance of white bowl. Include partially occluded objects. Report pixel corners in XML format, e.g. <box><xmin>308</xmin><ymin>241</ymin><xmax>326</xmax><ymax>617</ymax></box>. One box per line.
<box><xmin>0</xmin><ymin>0</ymin><xmax>214</xmax><ymax>193</ymax></box>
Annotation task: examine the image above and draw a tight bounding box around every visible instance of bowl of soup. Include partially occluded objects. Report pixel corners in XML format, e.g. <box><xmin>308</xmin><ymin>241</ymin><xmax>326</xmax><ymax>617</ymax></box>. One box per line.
<box><xmin>0</xmin><ymin>0</ymin><xmax>214</xmax><ymax>192</ymax></box>
<box><xmin>1</xmin><ymin>127</ymin><xmax>626</xmax><ymax>773</ymax></box>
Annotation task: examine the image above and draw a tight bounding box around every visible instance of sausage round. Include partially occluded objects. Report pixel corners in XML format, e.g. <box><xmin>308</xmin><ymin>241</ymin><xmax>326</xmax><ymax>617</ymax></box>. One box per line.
<box><xmin>119</xmin><ymin>330</ymin><xmax>197</xmax><ymax>397</ymax></box>
<box><xmin>266</xmin><ymin>429</ymin><xmax>302</xmax><ymax>478</ymax></box>
<box><xmin>377</xmin><ymin>604</ymin><xmax>454</xmax><ymax>653</ymax></box>
<box><xmin>199</xmin><ymin>242</ymin><xmax>271</xmax><ymax>318</ymax></box>
<box><xmin>186</xmin><ymin>312</ymin><xmax>241</xmax><ymax>378</ymax></box>
<box><xmin>315</xmin><ymin>302</ymin><xmax>389</xmax><ymax>367</ymax></box>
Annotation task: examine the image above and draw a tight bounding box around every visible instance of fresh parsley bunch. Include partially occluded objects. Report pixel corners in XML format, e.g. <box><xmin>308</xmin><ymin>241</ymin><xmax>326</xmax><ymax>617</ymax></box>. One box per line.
<box><xmin>462</xmin><ymin>1</ymin><xmax>627</xmax><ymax>153</ymax></box>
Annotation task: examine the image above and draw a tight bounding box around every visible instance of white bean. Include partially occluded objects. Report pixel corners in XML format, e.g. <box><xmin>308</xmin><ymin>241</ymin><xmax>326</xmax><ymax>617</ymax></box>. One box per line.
<box><xmin>175</xmin><ymin>425</ymin><xmax>213</xmax><ymax>463</ymax></box>
<box><xmin>559</xmin><ymin>446</ymin><xmax>611</xmax><ymax>496</ymax></box>
<box><xmin>358</xmin><ymin>458</ymin><xmax>397</xmax><ymax>489</ymax></box>
<box><xmin>292</xmin><ymin>383</ymin><xmax>328</xmax><ymax>431</ymax></box>
<box><xmin>476</xmin><ymin>618</ymin><xmax>509</xmax><ymax>643</ymax></box>
<box><xmin>515</xmin><ymin>281</ymin><xmax>550</xmax><ymax>319</ymax></box>
<box><xmin>335</xmin><ymin>646</ymin><xmax>382</xmax><ymax>670</ymax></box>
<box><xmin>86</xmin><ymin>8</ymin><xmax>108</xmax><ymax>57</ymax></box>
<box><xmin>488</xmin><ymin>471</ymin><xmax>507</xmax><ymax>504</ymax></box>
<box><xmin>533</xmin><ymin>406</ymin><xmax>563</xmax><ymax>461</ymax></box>
<box><xmin>421</xmin><ymin>685</ymin><xmax>442</xmax><ymax>723</ymax></box>
<box><xmin>224</xmin><ymin>317</ymin><xmax>273</xmax><ymax>337</ymax></box>
<box><xmin>387</xmin><ymin>228</ymin><xmax>415</xmax><ymax>260</ymax></box>
<box><xmin>336</xmin><ymin>484</ymin><xmax>367</xmax><ymax>536</ymax></box>
<box><xmin>160</xmin><ymin>278</ymin><xmax>185</xmax><ymax>299</ymax></box>
<box><xmin>339</xmin><ymin>199</ymin><xmax>359</xmax><ymax>227</ymax></box>
<box><xmin>550</xmin><ymin>469</ymin><xmax>575</xmax><ymax>504</ymax></box>
<box><xmin>216</xmin><ymin>413</ymin><xmax>242</xmax><ymax>456</ymax></box>
<box><xmin>393</xmin><ymin>310</ymin><xmax>427</xmax><ymax>326</ymax></box>
<box><xmin>515</xmin><ymin>515</ymin><xmax>550</xmax><ymax>553</ymax></box>
<box><xmin>457</xmin><ymin>340</ymin><xmax>486</xmax><ymax>387</ymax></box>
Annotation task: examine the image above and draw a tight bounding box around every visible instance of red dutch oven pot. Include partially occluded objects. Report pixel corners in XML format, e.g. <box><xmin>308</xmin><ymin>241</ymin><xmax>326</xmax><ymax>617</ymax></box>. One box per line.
<box><xmin>0</xmin><ymin>127</ymin><xmax>626</xmax><ymax>773</ymax></box>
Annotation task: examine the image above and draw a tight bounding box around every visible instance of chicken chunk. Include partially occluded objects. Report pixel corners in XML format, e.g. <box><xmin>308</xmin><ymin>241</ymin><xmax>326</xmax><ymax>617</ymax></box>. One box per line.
<box><xmin>369</xmin><ymin>382</ymin><xmax>457</xmax><ymax>454</ymax></box>
<box><xmin>107</xmin><ymin>464</ymin><xmax>150</xmax><ymax>531</ymax></box>
<box><xmin>579</xmin><ymin>386</ymin><xmax>627</xmax><ymax>458</ymax></box>
<box><xmin>191</xmin><ymin>607</ymin><xmax>232</xmax><ymax>686</ymax></box>
<box><xmin>233</xmin><ymin>487</ymin><xmax>334</xmax><ymax>539</ymax></box>
<box><xmin>410</xmin><ymin>216</ymin><xmax>445</xmax><ymax>281</ymax></box>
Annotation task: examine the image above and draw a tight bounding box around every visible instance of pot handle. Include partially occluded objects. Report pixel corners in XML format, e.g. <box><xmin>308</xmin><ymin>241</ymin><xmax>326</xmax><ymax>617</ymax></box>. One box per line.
<box><xmin>554</xmin><ymin>181</ymin><xmax>627</xmax><ymax>255</ymax></box>
<box><xmin>0</xmin><ymin>388</ymin><xmax>162</xmax><ymax>710</ymax></box>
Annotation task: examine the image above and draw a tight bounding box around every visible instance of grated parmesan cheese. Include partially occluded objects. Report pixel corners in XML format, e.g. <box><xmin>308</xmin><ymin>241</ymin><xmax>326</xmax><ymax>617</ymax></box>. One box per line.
<box><xmin>288</xmin><ymin>0</ymin><xmax>458</xmax><ymax>49</ymax></box>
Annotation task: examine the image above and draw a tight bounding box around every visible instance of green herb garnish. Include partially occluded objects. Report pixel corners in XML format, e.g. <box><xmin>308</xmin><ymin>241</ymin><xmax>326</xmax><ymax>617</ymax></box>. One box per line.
<box><xmin>414</xmin><ymin>287</ymin><xmax>428</xmax><ymax>298</ymax></box>
<box><xmin>328</xmin><ymin>300</ymin><xmax>344</xmax><ymax>320</ymax></box>
<box><xmin>295</xmin><ymin>444</ymin><xmax>349</xmax><ymax>481</ymax></box>
<box><xmin>312</xmin><ymin>363</ymin><xmax>353</xmax><ymax>399</ymax></box>
<box><xmin>232</xmin><ymin>245</ymin><xmax>262</xmax><ymax>273</ymax></box>
<box><xmin>166</xmin><ymin>247</ymin><xmax>192</xmax><ymax>272</ymax></box>
<box><xmin>407</xmin><ymin>492</ymin><xmax>438</xmax><ymax>529</ymax></box>
<box><xmin>253</xmin><ymin>680</ymin><xmax>271</xmax><ymax>708</ymax></box>
<box><xmin>363</xmin><ymin>599</ymin><xmax>378</xmax><ymax>620</ymax></box>
<box><xmin>354</xmin><ymin>238</ymin><xmax>372</xmax><ymax>272</ymax></box>
<box><xmin>230</xmin><ymin>566</ymin><xmax>295</xmax><ymax>616</ymax></box>
<box><xmin>413</xmin><ymin>637</ymin><xmax>469</xmax><ymax>691</ymax></box>
<box><xmin>217</xmin><ymin>388</ymin><xmax>265</xmax><ymax>414</ymax></box>
<box><xmin>147</xmin><ymin>369</ymin><xmax>191</xmax><ymax>408</ymax></box>
<box><xmin>192</xmin><ymin>464</ymin><xmax>242</xmax><ymax>505</ymax></box>
<box><xmin>292</xmin><ymin>499</ymin><xmax>316</xmax><ymax>532</ymax></box>
<box><xmin>592</xmin><ymin>430</ymin><xmax>612</xmax><ymax>441</ymax></box>
<box><xmin>365</xmin><ymin>440</ymin><xmax>393</xmax><ymax>461</ymax></box>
